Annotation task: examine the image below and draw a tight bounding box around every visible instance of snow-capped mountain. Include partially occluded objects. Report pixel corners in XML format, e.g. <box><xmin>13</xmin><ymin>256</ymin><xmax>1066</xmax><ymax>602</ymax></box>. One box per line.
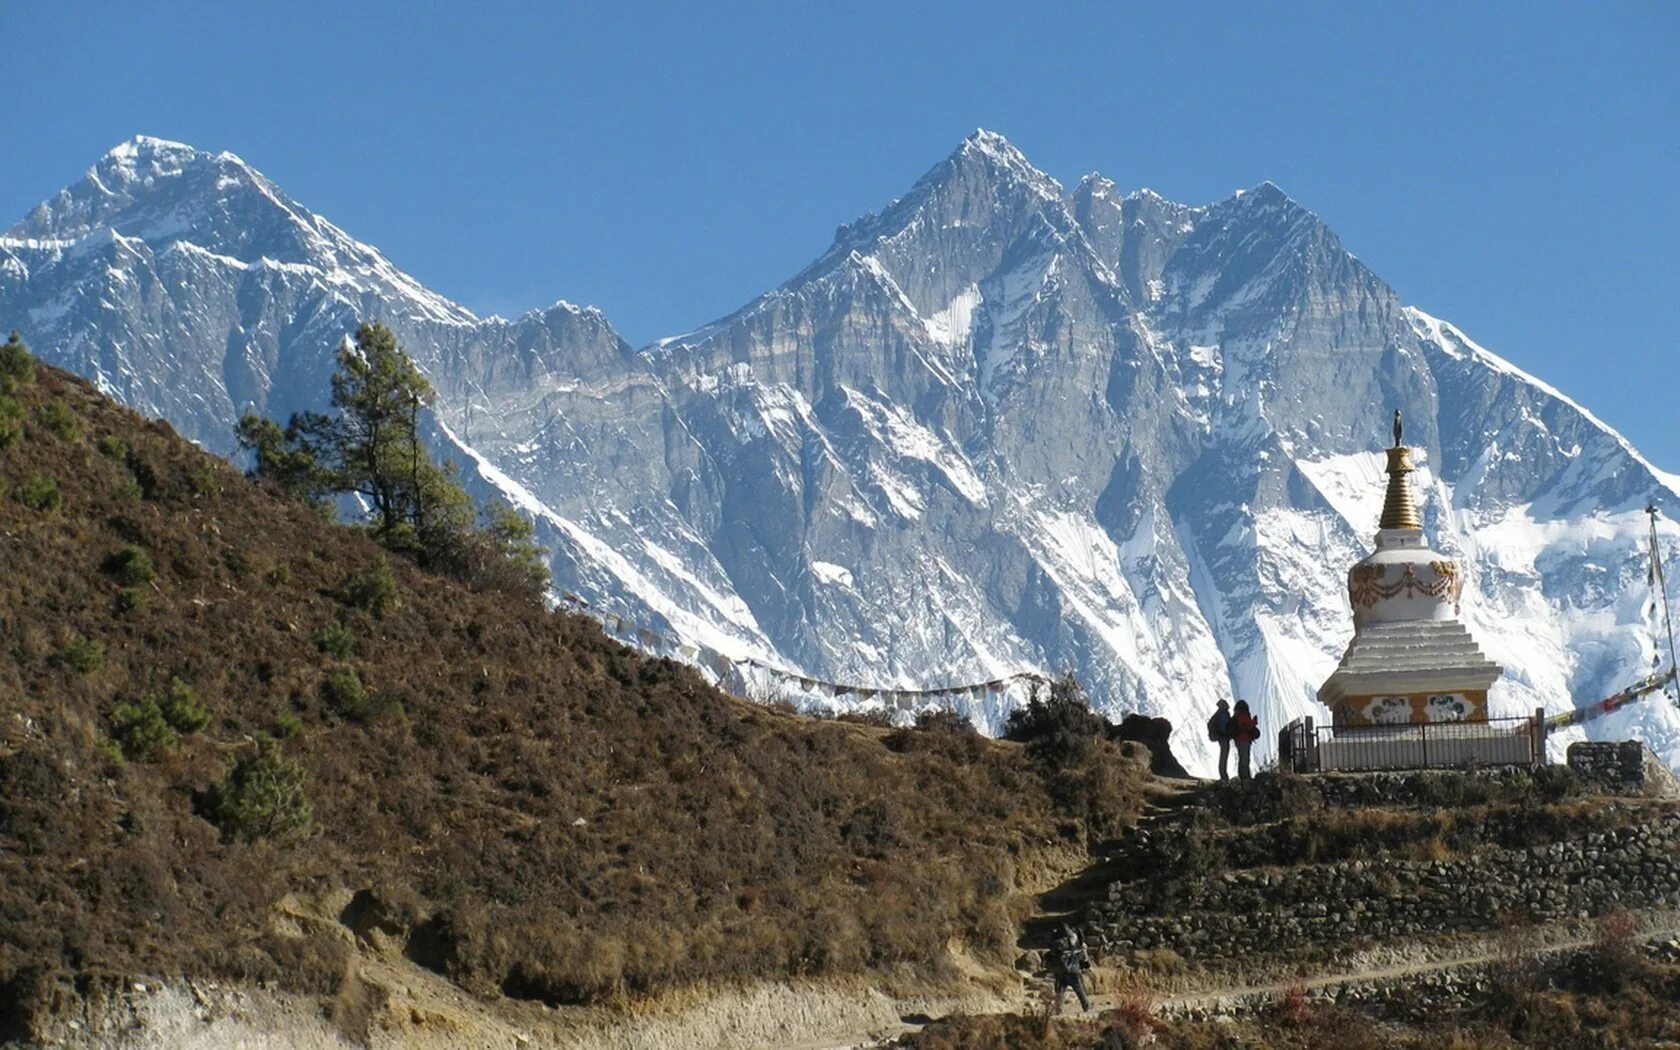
<box><xmin>6</xmin><ymin>131</ymin><xmax>1679</xmax><ymax>773</ymax></box>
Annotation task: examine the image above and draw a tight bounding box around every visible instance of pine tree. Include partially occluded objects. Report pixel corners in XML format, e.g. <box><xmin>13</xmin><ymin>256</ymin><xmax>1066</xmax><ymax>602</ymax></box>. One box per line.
<box><xmin>234</xmin><ymin>323</ymin><xmax>548</xmax><ymax>600</ymax></box>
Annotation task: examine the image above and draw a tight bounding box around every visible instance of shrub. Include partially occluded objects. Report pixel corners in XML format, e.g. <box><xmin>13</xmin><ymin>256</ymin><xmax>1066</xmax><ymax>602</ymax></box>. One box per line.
<box><xmin>0</xmin><ymin>396</ymin><xmax>21</xmax><ymax>451</ymax></box>
<box><xmin>57</xmin><ymin>635</ymin><xmax>104</xmax><ymax>674</ymax></box>
<box><xmin>337</xmin><ymin>559</ymin><xmax>397</xmax><ymax>616</ymax></box>
<box><xmin>272</xmin><ymin>711</ymin><xmax>303</xmax><ymax>739</ymax></box>
<box><xmin>836</xmin><ymin>709</ymin><xmax>896</xmax><ymax>728</ymax></box>
<box><xmin>108</xmin><ymin>680</ymin><xmax>211</xmax><ymax>759</ymax></box>
<box><xmin>38</xmin><ymin>401</ymin><xmax>81</xmax><ymax>441</ymax></box>
<box><xmin>0</xmin><ymin>331</ymin><xmax>32</xmax><ymax>393</ymax></box>
<box><xmin>914</xmin><ymin>709</ymin><xmax>976</xmax><ymax>734</ymax></box>
<box><xmin>110</xmin><ymin>697</ymin><xmax>178</xmax><ymax>760</ymax></box>
<box><xmin>264</xmin><ymin>561</ymin><xmax>292</xmax><ymax>586</ymax></box>
<box><xmin>115</xmin><ymin>586</ymin><xmax>147</xmax><ymax>615</ymax></box>
<box><xmin>323</xmin><ymin>667</ymin><xmax>373</xmax><ymax>719</ymax></box>
<box><xmin>94</xmin><ymin>737</ymin><xmax>125</xmax><ymax>767</ymax></box>
<box><xmin>98</xmin><ymin>434</ymin><xmax>128</xmax><ymax>459</ymax></box>
<box><xmin>1582</xmin><ymin>909</ymin><xmax>1642</xmax><ymax>992</ymax></box>
<box><xmin>160</xmin><ymin>678</ymin><xmax>211</xmax><ymax>733</ymax></box>
<box><xmin>313</xmin><ymin>622</ymin><xmax>355</xmax><ymax>659</ymax></box>
<box><xmin>211</xmin><ymin>743</ymin><xmax>312</xmax><ymax>842</ymax></box>
<box><xmin>423</xmin><ymin>503</ymin><xmax>552</xmax><ymax>604</ymax></box>
<box><xmin>18</xmin><ymin>473</ymin><xmax>60</xmax><ymax>511</ymax></box>
<box><xmin>1274</xmin><ymin>980</ymin><xmax>1313</xmax><ymax>1026</ymax></box>
<box><xmin>1113</xmin><ymin>978</ymin><xmax>1157</xmax><ymax>1041</ymax></box>
<box><xmin>187</xmin><ymin>464</ymin><xmax>221</xmax><ymax>497</ymax></box>
<box><xmin>1005</xmin><ymin>673</ymin><xmax>1108</xmax><ymax>768</ymax></box>
<box><xmin>103</xmin><ymin>546</ymin><xmax>156</xmax><ymax>586</ymax></box>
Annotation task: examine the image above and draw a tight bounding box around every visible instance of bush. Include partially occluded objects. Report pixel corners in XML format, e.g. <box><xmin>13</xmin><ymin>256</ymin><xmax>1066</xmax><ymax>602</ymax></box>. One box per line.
<box><xmin>264</xmin><ymin>561</ymin><xmax>292</xmax><ymax>586</ymax></box>
<box><xmin>836</xmin><ymin>709</ymin><xmax>896</xmax><ymax>728</ymax></box>
<box><xmin>38</xmin><ymin>401</ymin><xmax>80</xmax><ymax>441</ymax></box>
<box><xmin>422</xmin><ymin>504</ymin><xmax>552</xmax><ymax>604</ymax></box>
<box><xmin>109</xmin><ymin>680</ymin><xmax>211</xmax><ymax>759</ymax></box>
<box><xmin>914</xmin><ymin>709</ymin><xmax>976</xmax><ymax>735</ymax></box>
<box><xmin>337</xmin><ymin>559</ymin><xmax>397</xmax><ymax>616</ymax></box>
<box><xmin>1583</xmin><ymin>909</ymin><xmax>1642</xmax><ymax>993</ymax></box>
<box><xmin>0</xmin><ymin>331</ymin><xmax>32</xmax><ymax>394</ymax></box>
<box><xmin>110</xmin><ymin>697</ymin><xmax>178</xmax><ymax>760</ymax></box>
<box><xmin>211</xmin><ymin>743</ymin><xmax>312</xmax><ymax>842</ymax></box>
<box><xmin>160</xmin><ymin>678</ymin><xmax>211</xmax><ymax>733</ymax></box>
<box><xmin>0</xmin><ymin>396</ymin><xmax>21</xmax><ymax>451</ymax></box>
<box><xmin>1005</xmin><ymin>673</ymin><xmax>1109</xmax><ymax>768</ymax></box>
<box><xmin>322</xmin><ymin>667</ymin><xmax>373</xmax><ymax>719</ymax></box>
<box><xmin>57</xmin><ymin>635</ymin><xmax>105</xmax><ymax>674</ymax></box>
<box><xmin>272</xmin><ymin>711</ymin><xmax>303</xmax><ymax>739</ymax></box>
<box><xmin>115</xmin><ymin>586</ymin><xmax>147</xmax><ymax>615</ymax></box>
<box><xmin>103</xmin><ymin>546</ymin><xmax>156</xmax><ymax>586</ymax></box>
<box><xmin>98</xmin><ymin>434</ymin><xmax>128</xmax><ymax>459</ymax></box>
<box><xmin>313</xmin><ymin>622</ymin><xmax>355</xmax><ymax>659</ymax></box>
<box><xmin>187</xmin><ymin>464</ymin><xmax>221</xmax><ymax>497</ymax></box>
<box><xmin>18</xmin><ymin>474</ymin><xmax>60</xmax><ymax>511</ymax></box>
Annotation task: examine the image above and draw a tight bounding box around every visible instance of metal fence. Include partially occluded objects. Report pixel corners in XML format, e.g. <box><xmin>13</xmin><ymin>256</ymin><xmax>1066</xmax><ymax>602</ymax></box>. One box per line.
<box><xmin>1279</xmin><ymin>714</ymin><xmax>1544</xmax><ymax>774</ymax></box>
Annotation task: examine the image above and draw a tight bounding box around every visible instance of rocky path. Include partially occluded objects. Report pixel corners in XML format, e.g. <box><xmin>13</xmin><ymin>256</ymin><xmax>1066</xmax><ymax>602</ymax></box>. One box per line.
<box><xmin>1016</xmin><ymin>779</ymin><xmax>1202</xmax><ymax>953</ymax></box>
<box><xmin>788</xmin><ymin>914</ymin><xmax>1680</xmax><ymax>1049</ymax></box>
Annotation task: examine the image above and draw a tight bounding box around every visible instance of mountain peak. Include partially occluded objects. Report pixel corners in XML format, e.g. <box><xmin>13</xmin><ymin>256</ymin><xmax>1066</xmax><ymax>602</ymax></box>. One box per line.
<box><xmin>1231</xmin><ymin>179</ymin><xmax>1302</xmax><ymax>211</ymax></box>
<box><xmin>9</xmin><ymin>134</ymin><xmax>285</xmax><ymax>246</ymax></box>
<box><xmin>947</xmin><ymin>128</ymin><xmax>1061</xmax><ymax>199</ymax></box>
<box><xmin>93</xmin><ymin>135</ymin><xmax>255</xmax><ymax>190</ymax></box>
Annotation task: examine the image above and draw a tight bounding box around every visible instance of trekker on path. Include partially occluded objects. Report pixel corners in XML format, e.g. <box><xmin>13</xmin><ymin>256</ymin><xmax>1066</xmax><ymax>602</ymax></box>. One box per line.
<box><xmin>1207</xmin><ymin>700</ymin><xmax>1232</xmax><ymax>780</ymax></box>
<box><xmin>1050</xmin><ymin>923</ymin><xmax>1091</xmax><ymax>1014</ymax></box>
<box><xmin>1230</xmin><ymin>700</ymin><xmax>1260</xmax><ymax>782</ymax></box>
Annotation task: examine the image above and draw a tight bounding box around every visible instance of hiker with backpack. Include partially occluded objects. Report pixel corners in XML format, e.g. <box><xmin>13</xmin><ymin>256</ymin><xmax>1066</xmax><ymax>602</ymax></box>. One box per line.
<box><xmin>1050</xmin><ymin>923</ymin><xmax>1092</xmax><ymax>1014</ymax></box>
<box><xmin>1206</xmin><ymin>699</ymin><xmax>1232</xmax><ymax>780</ymax></box>
<box><xmin>1230</xmin><ymin>699</ymin><xmax>1260</xmax><ymax>782</ymax></box>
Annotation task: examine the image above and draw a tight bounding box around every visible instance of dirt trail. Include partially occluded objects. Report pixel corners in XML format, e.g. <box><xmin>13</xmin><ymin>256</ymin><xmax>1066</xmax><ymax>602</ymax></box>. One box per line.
<box><xmin>791</xmin><ymin>914</ymin><xmax>1680</xmax><ymax>1049</ymax></box>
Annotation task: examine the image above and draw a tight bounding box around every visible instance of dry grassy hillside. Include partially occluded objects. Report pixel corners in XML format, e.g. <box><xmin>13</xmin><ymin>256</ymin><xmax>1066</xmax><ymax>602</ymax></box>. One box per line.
<box><xmin>0</xmin><ymin>351</ymin><xmax>1148</xmax><ymax>1036</ymax></box>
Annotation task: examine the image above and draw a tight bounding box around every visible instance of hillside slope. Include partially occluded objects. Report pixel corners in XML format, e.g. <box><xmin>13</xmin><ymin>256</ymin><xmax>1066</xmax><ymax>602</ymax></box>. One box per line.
<box><xmin>0</xmin><ymin>353</ymin><xmax>1147</xmax><ymax>1041</ymax></box>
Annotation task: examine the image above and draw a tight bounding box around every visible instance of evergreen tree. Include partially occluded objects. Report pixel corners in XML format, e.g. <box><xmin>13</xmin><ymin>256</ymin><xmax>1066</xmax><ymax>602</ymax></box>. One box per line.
<box><xmin>235</xmin><ymin>323</ymin><xmax>548</xmax><ymax>600</ymax></box>
<box><xmin>0</xmin><ymin>331</ymin><xmax>34</xmax><ymax>394</ymax></box>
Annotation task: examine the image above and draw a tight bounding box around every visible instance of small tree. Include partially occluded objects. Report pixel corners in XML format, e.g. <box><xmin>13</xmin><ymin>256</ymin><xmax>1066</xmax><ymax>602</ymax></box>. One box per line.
<box><xmin>236</xmin><ymin>413</ymin><xmax>328</xmax><ymax>507</ymax></box>
<box><xmin>0</xmin><ymin>331</ymin><xmax>32</xmax><ymax>394</ymax></box>
<box><xmin>212</xmin><ymin>742</ymin><xmax>312</xmax><ymax>842</ymax></box>
<box><xmin>234</xmin><ymin>324</ymin><xmax>547</xmax><ymax>599</ymax></box>
<box><xmin>111</xmin><ymin>697</ymin><xmax>178</xmax><ymax>759</ymax></box>
<box><xmin>160</xmin><ymin>678</ymin><xmax>211</xmax><ymax>733</ymax></box>
<box><xmin>103</xmin><ymin>546</ymin><xmax>156</xmax><ymax>586</ymax></box>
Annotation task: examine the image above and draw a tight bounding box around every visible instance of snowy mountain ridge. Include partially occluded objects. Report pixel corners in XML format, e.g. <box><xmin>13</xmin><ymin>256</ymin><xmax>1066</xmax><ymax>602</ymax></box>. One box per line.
<box><xmin>5</xmin><ymin>130</ymin><xmax>1679</xmax><ymax>775</ymax></box>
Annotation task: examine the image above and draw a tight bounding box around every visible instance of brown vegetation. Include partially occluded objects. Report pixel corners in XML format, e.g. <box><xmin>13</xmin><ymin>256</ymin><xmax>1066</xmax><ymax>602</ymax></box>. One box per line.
<box><xmin>0</xmin><ymin>358</ymin><xmax>1148</xmax><ymax>1029</ymax></box>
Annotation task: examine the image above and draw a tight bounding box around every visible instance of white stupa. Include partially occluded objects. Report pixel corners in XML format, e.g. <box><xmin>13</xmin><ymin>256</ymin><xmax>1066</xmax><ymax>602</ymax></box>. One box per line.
<box><xmin>1317</xmin><ymin>412</ymin><xmax>1504</xmax><ymax>727</ymax></box>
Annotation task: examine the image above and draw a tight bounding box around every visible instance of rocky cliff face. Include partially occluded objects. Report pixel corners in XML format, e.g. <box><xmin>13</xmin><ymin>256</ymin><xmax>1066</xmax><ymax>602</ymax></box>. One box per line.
<box><xmin>6</xmin><ymin>131</ymin><xmax>1679</xmax><ymax>772</ymax></box>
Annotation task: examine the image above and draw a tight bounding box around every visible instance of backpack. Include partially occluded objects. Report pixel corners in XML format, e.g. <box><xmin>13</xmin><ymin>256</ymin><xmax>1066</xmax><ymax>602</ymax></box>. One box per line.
<box><xmin>1207</xmin><ymin>709</ymin><xmax>1230</xmax><ymax>742</ymax></box>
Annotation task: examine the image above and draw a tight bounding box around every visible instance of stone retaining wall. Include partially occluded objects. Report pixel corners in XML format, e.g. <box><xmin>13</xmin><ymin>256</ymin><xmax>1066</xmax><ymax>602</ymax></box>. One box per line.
<box><xmin>1089</xmin><ymin>812</ymin><xmax>1680</xmax><ymax>961</ymax></box>
<box><xmin>1567</xmin><ymin>741</ymin><xmax>1648</xmax><ymax>791</ymax></box>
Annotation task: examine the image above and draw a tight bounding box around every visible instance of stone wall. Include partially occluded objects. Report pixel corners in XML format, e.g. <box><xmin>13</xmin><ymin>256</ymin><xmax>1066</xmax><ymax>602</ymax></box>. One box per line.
<box><xmin>1087</xmin><ymin>798</ymin><xmax>1680</xmax><ymax>963</ymax></box>
<box><xmin>1201</xmin><ymin>766</ymin><xmax>1580</xmax><ymax>827</ymax></box>
<box><xmin>1567</xmin><ymin>741</ymin><xmax>1648</xmax><ymax>791</ymax></box>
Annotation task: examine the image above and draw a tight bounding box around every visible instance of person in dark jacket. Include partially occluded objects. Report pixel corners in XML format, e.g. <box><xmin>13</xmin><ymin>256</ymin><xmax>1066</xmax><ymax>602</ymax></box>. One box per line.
<box><xmin>1207</xmin><ymin>699</ymin><xmax>1232</xmax><ymax>780</ymax></box>
<box><xmin>1230</xmin><ymin>699</ymin><xmax>1260</xmax><ymax>782</ymax></box>
<box><xmin>1050</xmin><ymin>923</ymin><xmax>1092</xmax><ymax>1013</ymax></box>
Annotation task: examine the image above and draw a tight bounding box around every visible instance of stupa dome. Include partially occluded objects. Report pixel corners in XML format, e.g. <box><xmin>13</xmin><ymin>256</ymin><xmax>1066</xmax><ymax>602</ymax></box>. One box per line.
<box><xmin>1317</xmin><ymin>411</ymin><xmax>1502</xmax><ymax>727</ymax></box>
<box><xmin>1347</xmin><ymin>445</ymin><xmax>1463</xmax><ymax>627</ymax></box>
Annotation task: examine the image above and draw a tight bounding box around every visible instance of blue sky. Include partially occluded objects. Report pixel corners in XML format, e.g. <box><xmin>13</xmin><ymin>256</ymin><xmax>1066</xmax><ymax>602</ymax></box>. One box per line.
<box><xmin>6</xmin><ymin>2</ymin><xmax>1678</xmax><ymax>466</ymax></box>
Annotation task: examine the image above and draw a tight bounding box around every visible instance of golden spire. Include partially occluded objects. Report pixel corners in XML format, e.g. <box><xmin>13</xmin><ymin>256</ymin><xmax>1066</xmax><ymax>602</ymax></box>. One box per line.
<box><xmin>1379</xmin><ymin>409</ymin><xmax>1422</xmax><ymax>531</ymax></box>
